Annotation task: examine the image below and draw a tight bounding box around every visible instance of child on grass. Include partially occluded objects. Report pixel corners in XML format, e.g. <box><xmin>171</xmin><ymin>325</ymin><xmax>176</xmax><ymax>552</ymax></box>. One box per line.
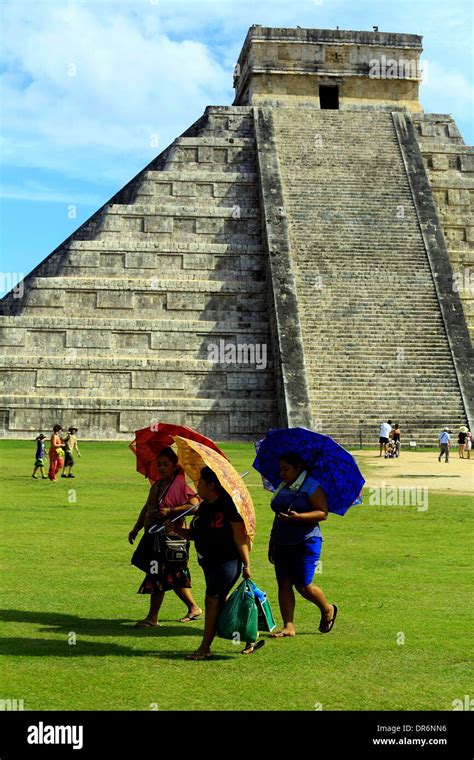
<box><xmin>32</xmin><ymin>435</ymin><xmax>48</xmax><ymax>479</ymax></box>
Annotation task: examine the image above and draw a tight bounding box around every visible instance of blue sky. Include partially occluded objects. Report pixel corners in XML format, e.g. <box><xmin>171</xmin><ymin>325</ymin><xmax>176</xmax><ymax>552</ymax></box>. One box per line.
<box><xmin>1</xmin><ymin>0</ymin><xmax>473</xmax><ymax>293</ymax></box>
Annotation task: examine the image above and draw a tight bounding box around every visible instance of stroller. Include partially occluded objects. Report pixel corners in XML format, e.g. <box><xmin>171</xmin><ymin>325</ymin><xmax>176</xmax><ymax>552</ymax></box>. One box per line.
<box><xmin>385</xmin><ymin>439</ymin><xmax>398</xmax><ymax>459</ymax></box>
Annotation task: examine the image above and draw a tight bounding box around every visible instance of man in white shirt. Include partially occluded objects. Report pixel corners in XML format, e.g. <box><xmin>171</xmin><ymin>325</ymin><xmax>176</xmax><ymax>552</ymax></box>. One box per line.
<box><xmin>438</xmin><ymin>428</ymin><xmax>451</xmax><ymax>462</ymax></box>
<box><xmin>379</xmin><ymin>420</ymin><xmax>393</xmax><ymax>457</ymax></box>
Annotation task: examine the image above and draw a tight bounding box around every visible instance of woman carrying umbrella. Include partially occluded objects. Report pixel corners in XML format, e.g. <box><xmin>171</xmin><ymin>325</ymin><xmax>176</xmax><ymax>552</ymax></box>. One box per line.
<box><xmin>267</xmin><ymin>451</ymin><xmax>336</xmax><ymax>637</ymax></box>
<box><xmin>128</xmin><ymin>447</ymin><xmax>202</xmax><ymax>627</ymax></box>
<box><xmin>166</xmin><ymin>465</ymin><xmax>252</xmax><ymax>660</ymax></box>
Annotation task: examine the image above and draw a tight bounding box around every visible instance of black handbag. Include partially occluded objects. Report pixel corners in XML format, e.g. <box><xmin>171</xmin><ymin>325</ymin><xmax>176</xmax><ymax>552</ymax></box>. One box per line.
<box><xmin>164</xmin><ymin>538</ymin><xmax>189</xmax><ymax>563</ymax></box>
<box><xmin>131</xmin><ymin>530</ymin><xmax>161</xmax><ymax>574</ymax></box>
<box><xmin>131</xmin><ymin>476</ymin><xmax>189</xmax><ymax>571</ymax></box>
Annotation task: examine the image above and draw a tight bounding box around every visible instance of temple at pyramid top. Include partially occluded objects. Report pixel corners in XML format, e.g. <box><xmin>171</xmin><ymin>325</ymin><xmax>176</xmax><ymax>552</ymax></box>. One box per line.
<box><xmin>234</xmin><ymin>25</ymin><xmax>423</xmax><ymax>111</ymax></box>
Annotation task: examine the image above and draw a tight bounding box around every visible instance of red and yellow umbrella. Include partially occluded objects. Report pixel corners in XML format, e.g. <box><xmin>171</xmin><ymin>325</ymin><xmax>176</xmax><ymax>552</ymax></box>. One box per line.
<box><xmin>129</xmin><ymin>422</ymin><xmax>229</xmax><ymax>483</ymax></box>
<box><xmin>172</xmin><ymin>436</ymin><xmax>256</xmax><ymax>542</ymax></box>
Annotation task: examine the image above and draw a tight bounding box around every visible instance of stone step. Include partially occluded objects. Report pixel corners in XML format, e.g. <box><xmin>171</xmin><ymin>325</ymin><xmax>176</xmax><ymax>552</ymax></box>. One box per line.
<box><xmin>27</xmin><ymin>276</ymin><xmax>265</xmax><ymax>294</ymax></box>
<box><xmin>273</xmin><ymin>107</ymin><xmax>467</xmax><ymax>428</ymax></box>
<box><xmin>66</xmin><ymin>239</ymin><xmax>264</xmax><ymax>254</ymax></box>
<box><xmin>104</xmin><ymin>203</ymin><xmax>260</xmax><ymax>218</ymax></box>
<box><xmin>145</xmin><ymin>169</ymin><xmax>257</xmax><ymax>183</ymax></box>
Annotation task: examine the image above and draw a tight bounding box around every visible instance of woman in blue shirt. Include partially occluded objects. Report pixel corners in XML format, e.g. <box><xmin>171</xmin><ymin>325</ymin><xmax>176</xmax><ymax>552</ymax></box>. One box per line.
<box><xmin>268</xmin><ymin>452</ymin><xmax>337</xmax><ymax>637</ymax></box>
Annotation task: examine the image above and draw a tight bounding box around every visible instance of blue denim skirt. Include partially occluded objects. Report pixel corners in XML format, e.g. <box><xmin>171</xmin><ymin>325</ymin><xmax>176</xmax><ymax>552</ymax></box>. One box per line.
<box><xmin>274</xmin><ymin>536</ymin><xmax>323</xmax><ymax>586</ymax></box>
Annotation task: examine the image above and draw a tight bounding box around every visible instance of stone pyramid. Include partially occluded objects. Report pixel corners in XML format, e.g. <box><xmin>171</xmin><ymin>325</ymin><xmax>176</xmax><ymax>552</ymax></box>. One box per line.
<box><xmin>1</xmin><ymin>26</ymin><xmax>472</xmax><ymax>444</ymax></box>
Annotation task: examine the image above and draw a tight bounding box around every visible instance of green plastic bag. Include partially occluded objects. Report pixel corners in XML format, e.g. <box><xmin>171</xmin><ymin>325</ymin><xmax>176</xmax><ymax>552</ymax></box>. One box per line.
<box><xmin>216</xmin><ymin>580</ymin><xmax>259</xmax><ymax>642</ymax></box>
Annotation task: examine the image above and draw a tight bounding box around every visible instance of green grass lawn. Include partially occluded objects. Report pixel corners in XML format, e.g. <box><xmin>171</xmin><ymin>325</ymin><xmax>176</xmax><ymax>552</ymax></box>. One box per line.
<box><xmin>0</xmin><ymin>440</ymin><xmax>472</xmax><ymax>711</ymax></box>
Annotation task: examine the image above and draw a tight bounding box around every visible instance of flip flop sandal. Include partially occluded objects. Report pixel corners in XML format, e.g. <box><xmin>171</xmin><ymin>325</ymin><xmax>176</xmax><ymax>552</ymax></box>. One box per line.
<box><xmin>319</xmin><ymin>605</ymin><xmax>338</xmax><ymax>633</ymax></box>
<box><xmin>241</xmin><ymin>640</ymin><xmax>266</xmax><ymax>654</ymax></box>
<box><xmin>178</xmin><ymin>614</ymin><xmax>203</xmax><ymax>623</ymax></box>
<box><xmin>185</xmin><ymin>652</ymin><xmax>212</xmax><ymax>660</ymax></box>
<box><xmin>269</xmin><ymin>630</ymin><xmax>295</xmax><ymax>638</ymax></box>
<box><xmin>134</xmin><ymin>620</ymin><xmax>161</xmax><ymax>628</ymax></box>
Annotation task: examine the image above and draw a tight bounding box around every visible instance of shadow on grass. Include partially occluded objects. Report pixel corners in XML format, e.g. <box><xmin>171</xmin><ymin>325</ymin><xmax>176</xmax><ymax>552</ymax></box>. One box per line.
<box><xmin>0</xmin><ymin>609</ymin><xmax>203</xmax><ymax>638</ymax></box>
<box><xmin>0</xmin><ymin>637</ymin><xmax>233</xmax><ymax>660</ymax></box>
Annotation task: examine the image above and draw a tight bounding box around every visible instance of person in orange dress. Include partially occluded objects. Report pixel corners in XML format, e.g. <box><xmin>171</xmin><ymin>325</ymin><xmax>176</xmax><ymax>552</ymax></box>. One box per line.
<box><xmin>48</xmin><ymin>424</ymin><xmax>64</xmax><ymax>482</ymax></box>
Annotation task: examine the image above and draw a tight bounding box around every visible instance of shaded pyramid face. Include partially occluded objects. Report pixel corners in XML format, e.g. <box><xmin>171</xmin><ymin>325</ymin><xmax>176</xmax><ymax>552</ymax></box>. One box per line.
<box><xmin>0</xmin><ymin>107</ymin><xmax>279</xmax><ymax>439</ymax></box>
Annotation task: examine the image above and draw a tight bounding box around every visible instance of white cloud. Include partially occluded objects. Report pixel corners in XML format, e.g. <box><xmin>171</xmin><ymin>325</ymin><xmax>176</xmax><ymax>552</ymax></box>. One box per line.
<box><xmin>0</xmin><ymin>2</ymin><xmax>231</xmax><ymax>185</ymax></box>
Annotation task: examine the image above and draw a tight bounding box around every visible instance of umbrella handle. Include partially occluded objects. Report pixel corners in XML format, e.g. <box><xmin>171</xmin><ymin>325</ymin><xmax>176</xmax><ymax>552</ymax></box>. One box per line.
<box><xmin>148</xmin><ymin>504</ymin><xmax>197</xmax><ymax>534</ymax></box>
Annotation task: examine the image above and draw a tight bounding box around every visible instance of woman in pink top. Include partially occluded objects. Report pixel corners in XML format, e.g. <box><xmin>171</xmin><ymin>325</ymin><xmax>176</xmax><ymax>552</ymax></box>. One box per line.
<box><xmin>48</xmin><ymin>424</ymin><xmax>64</xmax><ymax>481</ymax></box>
<box><xmin>129</xmin><ymin>447</ymin><xmax>202</xmax><ymax>627</ymax></box>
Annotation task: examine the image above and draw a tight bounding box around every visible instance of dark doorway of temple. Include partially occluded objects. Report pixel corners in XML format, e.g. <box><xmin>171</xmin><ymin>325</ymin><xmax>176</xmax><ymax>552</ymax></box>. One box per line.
<box><xmin>319</xmin><ymin>85</ymin><xmax>339</xmax><ymax>109</ymax></box>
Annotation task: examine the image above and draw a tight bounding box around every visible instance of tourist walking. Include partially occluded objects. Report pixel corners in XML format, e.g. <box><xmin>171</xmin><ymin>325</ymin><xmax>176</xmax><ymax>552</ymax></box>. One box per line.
<box><xmin>379</xmin><ymin>419</ymin><xmax>393</xmax><ymax>456</ymax></box>
<box><xmin>61</xmin><ymin>427</ymin><xmax>81</xmax><ymax>478</ymax></box>
<box><xmin>129</xmin><ymin>447</ymin><xmax>202</xmax><ymax>627</ymax></box>
<box><xmin>166</xmin><ymin>466</ymin><xmax>252</xmax><ymax>659</ymax></box>
<box><xmin>438</xmin><ymin>427</ymin><xmax>451</xmax><ymax>463</ymax></box>
<box><xmin>458</xmin><ymin>427</ymin><xmax>468</xmax><ymax>459</ymax></box>
<box><xmin>32</xmin><ymin>434</ymin><xmax>48</xmax><ymax>479</ymax></box>
<box><xmin>465</xmin><ymin>430</ymin><xmax>472</xmax><ymax>460</ymax></box>
<box><xmin>48</xmin><ymin>425</ymin><xmax>64</xmax><ymax>481</ymax></box>
<box><xmin>392</xmin><ymin>422</ymin><xmax>401</xmax><ymax>456</ymax></box>
<box><xmin>266</xmin><ymin>452</ymin><xmax>336</xmax><ymax>638</ymax></box>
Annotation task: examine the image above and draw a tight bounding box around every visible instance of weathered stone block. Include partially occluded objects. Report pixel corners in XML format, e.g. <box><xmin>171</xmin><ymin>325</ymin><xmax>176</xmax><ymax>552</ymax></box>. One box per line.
<box><xmin>132</xmin><ymin>371</ymin><xmax>186</xmax><ymax>390</ymax></box>
<box><xmin>154</xmin><ymin>182</ymin><xmax>173</xmax><ymax>196</ymax></box>
<box><xmin>96</xmin><ymin>291</ymin><xmax>134</xmax><ymax>309</ymax></box>
<box><xmin>174</xmin><ymin>218</ymin><xmax>196</xmax><ymax>234</ymax></box>
<box><xmin>26</xmin><ymin>331</ymin><xmax>66</xmax><ymax>349</ymax></box>
<box><xmin>66</xmin><ymin>330</ymin><xmax>111</xmax><ymax>349</ymax></box>
<box><xmin>197</xmin><ymin>218</ymin><xmax>225</xmax><ymax>235</ymax></box>
<box><xmin>101</xmin><ymin>253</ymin><xmax>125</xmax><ymax>269</ymax></box>
<box><xmin>144</xmin><ymin>217</ymin><xmax>173</xmax><ymax>233</ymax></box>
<box><xmin>124</xmin><ymin>252</ymin><xmax>157</xmax><ymax>269</ymax></box>
<box><xmin>113</xmin><ymin>332</ymin><xmax>151</xmax><ymax>350</ymax></box>
<box><xmin>182</xmin><ymin>253</ymin><xmax>215</xmax><ymax>270</ymax></box>
<box><xmin>26</xmin><ymin>290</ymin><xmax>65</xmax><ymax>308</ymax></box>
<box><xmin>66</xmin><ymin>251</ymin><xmax>100</xmax><ymax>268</ymax></box>
<box><xmin>166</xmin><ymin>293</ymin><xmax>205</xmax><ymax>310</ymax></box>
<box><xmin>91</xmin><ymin>371</ymin><xmax>131</xmax><ymax>390</ymax></box>
<box><xmin>36</xmin><ymin>369</ymin><xmax>89</xmax><ymax>388</ymax></box>
<box><xmin>431</xmin><ymin>154</ymin><xmax>449</xmax><ymax>171</ymax></box>
<box><xmin>195</xmin><ymin>183</ymin><xmax>214</xmax><ymax>198</ymax></box>
<box><xmin>460</xmin><ymin>155</ymin><xmax>474</xmax><ymax>173</ymax></box>
<box><xmin>198</xmin><ymin>146</ymin><xmax>213</xmax><ymax>163</ymax></box>
<box><xmin>0</xmin><ymin>370</ymin><xmax>36</xmax><ymax>392</ymax></box>
<box><xmin>0</xmin><ymin>328</ymin><xmax>25</xmax><ymax>346</ymax></box>
<box><xmin>173</xmin><ymin>182</ymin><xmax>196</xmax><ymax>197</ymax></box>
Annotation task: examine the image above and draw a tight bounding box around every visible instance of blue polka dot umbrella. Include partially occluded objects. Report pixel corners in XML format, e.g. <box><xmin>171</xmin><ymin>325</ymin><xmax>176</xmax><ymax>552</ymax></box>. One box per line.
<box><xmin>253</xmin><ymin>427</ymin><xmax>365</xmax><ymax>516</ymax></box>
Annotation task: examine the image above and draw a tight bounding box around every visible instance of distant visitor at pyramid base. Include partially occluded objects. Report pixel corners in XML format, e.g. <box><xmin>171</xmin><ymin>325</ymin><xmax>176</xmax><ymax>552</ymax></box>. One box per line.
<box><xmin>0</xmin><ymin>26</ymin><xmax>472</xmax><ymax>444</ymax></box>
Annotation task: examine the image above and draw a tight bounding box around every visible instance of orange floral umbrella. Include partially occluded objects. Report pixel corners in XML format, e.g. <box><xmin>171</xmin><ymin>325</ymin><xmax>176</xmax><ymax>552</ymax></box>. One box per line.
<box><xmin>172</xmin><ymin>436</ymin><xmax>256</xmax><ymax>541</ymax></box>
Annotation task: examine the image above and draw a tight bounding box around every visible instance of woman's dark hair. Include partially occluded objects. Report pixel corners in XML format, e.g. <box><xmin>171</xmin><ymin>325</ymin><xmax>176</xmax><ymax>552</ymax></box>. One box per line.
<box><xmin>200</xmin><ymin>466</ymin><xmax>225</xmax><ymax>494</ymax></box>
<box><xmin>53</xmin><ymin>424</ymin><xmax>62</xmax><ymax>433</ymax></box>
<box><xmin>157</xmin><ymin>447</ymin><xmax>179</xmax><ymax>466</ymax></box>
<box><xmin>156</xmin><ymin>446</ymin><xmax>184</xmax><ymax>472</ymax></box>
<box><xmin>394</xmin><ymin>422</ymin><xmax>400</xmax><ymax>428</ymax></box>
<box><xmin>279</xmin><ymin>451</ymin><xmax>307</xmax><ymax>471</ymax></box>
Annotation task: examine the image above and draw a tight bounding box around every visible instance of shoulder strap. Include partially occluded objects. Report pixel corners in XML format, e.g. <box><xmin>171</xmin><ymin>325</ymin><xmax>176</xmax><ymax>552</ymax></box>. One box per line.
<box><xmin>286</xmin><ymin>475</ymin><xmax>309</xmax><ymax>513</ymax></box>
<box><xmin>155</xmin><ymin>474</ymin><xmax>177</xmax><ymax>508</ymax></box>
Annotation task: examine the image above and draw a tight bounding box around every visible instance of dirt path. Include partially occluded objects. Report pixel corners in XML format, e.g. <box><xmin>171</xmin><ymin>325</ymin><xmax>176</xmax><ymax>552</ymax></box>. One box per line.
<box><xmin>354</xmin><ymin>449</ymin><xmax>474</xmax><ymax>495</ymax></box>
